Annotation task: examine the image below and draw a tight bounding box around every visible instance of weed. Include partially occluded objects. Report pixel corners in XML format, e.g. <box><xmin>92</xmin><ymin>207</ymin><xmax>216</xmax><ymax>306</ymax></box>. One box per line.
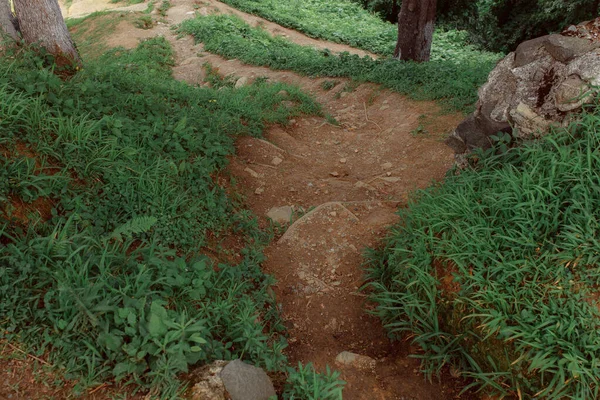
<box><xmin>0</xmin><ymin>38</ymin><xmax>322</xmax><ymax>395</ymax></box>
<box><xmin>366</xmin><ymin>104</ymin><xmax>600</xmax><ymax>398</ymax></box>
<box><xmin>366</xmin><ymin>88</ymin><xmax>382</xmax><ymax>106</ymax></box>
<box><xmin>410</xmin><ymin>114</ymin><xmax>429</xmax><ymax>136</ymax></box>
<box><xmin>202</xmin><ymin>62</ymin><xmax>237</xmax><ymax>88</ymax></box>
<box><xmin>320</xmin><ymin>80</ymin><xmax>339</xmax><ymax>91</ymax></box>
<box><xmin>283</xmin><ymin>363</ymin><xmax>345</xmax><ymax>400</ymax></box>
<box><xmin>156</xmin><ymin>0</ymin><xmax>171</xmax><ymax>17</ymax></box>
<box><xmin>133</xmin><ymin>15</ymin><xmax>154</xmax><ymax>29</ymax></box>
<box><xmin>324</xmin><ymin>114</ymin><xmax>340</xmax><ymax>126</ymax></box>
<box><xmin>178</xmin><ymin>14</ymin><xmax>499</xmax><ymax>112</ymax></box>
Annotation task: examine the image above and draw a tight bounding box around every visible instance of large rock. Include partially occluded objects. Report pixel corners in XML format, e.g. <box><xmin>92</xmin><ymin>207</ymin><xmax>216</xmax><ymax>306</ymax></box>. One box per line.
<box><xmin>220</xmin><ymin>359</ymin><xmax>276</xmax><ymax>400</ymax></box>
<box><xmin>447</xmin><ymin>23</ymin><xmax>600</xmax><ymax>155</ymax></box>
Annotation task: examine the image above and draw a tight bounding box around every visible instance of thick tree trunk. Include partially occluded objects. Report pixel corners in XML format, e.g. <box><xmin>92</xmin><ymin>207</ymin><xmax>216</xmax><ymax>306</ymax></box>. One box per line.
<box><xmin>0</xmin><ymin>0</ymin><xmax>18</xmax><ymax>40</ymax></box>
<box><xmin>13</xmin><ymin>0</ymin><xmax>81</xmax><ymax>67</ymax></box>
<box><xmin>394</xmin><ymin>0</ymin><xmax>437</xmax><ymax>62</ymax></box>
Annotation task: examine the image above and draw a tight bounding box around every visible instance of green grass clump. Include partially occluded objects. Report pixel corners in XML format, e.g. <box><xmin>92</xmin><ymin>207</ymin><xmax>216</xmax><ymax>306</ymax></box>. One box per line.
<box><xmin>156</xmin><ymin>0</ymin><xmax>171</xmax><ymax>16</ymax></box>
<box><xmin>177</xmin><ymin>14</ymin><xmax>499</xmax><ymax>112</ymax></box>
<box><xmin>0</xmin><ymin>37</ymin><xmax>324</xmax><ymax>395</ymax></box>
<box><xmin>283</xmin><ymin>363</ymin><xmax>345</xmax><ymax>399</ymax></box>
<box><xmin>366</xmin><ymin>109</ymin><xmax>600</xmax><ymax>398</ymax></box>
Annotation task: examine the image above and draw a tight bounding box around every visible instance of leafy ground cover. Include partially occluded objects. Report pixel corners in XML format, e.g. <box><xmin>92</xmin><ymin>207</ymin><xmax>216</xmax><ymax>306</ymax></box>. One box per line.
<box><xmin>0</xmin><ymin>38</ymin><xmax>344</xmax><ymax>397</ymax></box>
<box><xmin>178</xmin><ymin>14</ymin><xmax>499</xmax><ymax>112</ymax></box>
<box><xmin>366</xmin><ymin>111</ymin><xmax>600</xmax><ymax>398</ymax></box>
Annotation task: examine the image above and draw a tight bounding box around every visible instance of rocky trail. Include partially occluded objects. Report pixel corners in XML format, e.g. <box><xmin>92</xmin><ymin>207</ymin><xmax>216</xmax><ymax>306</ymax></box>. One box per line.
<box><xmin>4</xmin><ymin>1</ymin><xmax>470</xmax><ymax>399</ymax></box>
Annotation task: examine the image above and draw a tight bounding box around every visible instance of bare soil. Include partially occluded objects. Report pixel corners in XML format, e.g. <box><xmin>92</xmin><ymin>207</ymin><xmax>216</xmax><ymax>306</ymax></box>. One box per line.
<box><xmin>2</xmin><ymin>1</ymin><xmax>474</xmax><ymax>399</ymax></box>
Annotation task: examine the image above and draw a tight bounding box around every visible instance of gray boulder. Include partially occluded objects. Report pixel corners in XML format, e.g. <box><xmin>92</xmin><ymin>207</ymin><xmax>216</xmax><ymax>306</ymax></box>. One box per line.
<box><xmin>220</xmin><ymin>359</ymin><xmax>276</xmax><ymax>400</ymax></box>
<box><xmin>447</xmin><ymin>23</ymin><xmax>600</xmax><ymax>155</ymax></box>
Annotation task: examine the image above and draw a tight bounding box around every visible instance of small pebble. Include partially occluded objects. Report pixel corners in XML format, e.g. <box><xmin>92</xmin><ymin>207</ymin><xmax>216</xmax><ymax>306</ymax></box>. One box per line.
<box><xmin>272</xmin><ymin>157</ymin><xmax>283</xmax><ymax>166</ymax></box>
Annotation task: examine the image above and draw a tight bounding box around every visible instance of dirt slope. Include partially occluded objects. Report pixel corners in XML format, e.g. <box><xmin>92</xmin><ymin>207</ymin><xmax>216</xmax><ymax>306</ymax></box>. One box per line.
<box><xmin>1</xmin><ymin>1</ymin><xmax>473</xmax><ymax>399</ymax></box>
<box><xmin>161</xmin><ymin>3</ymin><xmax>467</xmax><ymax>398</ymax></box>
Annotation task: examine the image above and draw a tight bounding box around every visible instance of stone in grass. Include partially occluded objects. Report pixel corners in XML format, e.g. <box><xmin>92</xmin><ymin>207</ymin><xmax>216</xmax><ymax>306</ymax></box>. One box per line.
<box><xmin>235</xmin><ymin>76</ymin><xmax>249</xmax><ymax>89</ymax></box>
<box><xmin>266</xmin><ymin>206</ymin><xmax>294</xmax><ymax>224</ymax></box>
<box><xmin>220</xmin><ymin>359</ymin><xmax>276</xmax><ymax>400</ymax></box>
<box><xmin>335</xmin><ymin>351</ymin><xmax>376</xmax><ymax>370</ymax></box>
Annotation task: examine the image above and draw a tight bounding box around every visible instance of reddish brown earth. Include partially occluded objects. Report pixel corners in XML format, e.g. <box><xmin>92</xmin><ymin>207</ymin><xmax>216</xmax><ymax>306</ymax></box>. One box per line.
<box><xmin>1</xmin><ymin>1</ymin><xmax>477</xmax><ymax>399</ymax></box>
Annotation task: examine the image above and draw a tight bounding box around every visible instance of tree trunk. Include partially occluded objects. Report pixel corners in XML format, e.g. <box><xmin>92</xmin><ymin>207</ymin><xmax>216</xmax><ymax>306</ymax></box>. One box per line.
<box><xmin>0</xmin><ymin>0</ymin><xmax>18</xmax><ymax>40</ymax></box>
<box><xmin>13</xmin><ymin>0</ymin><xmax>81</xmax><ymax>67</ymax></box>
<box><xmin>394</xmin><ymin>0</ymin><xmax>437</xmax><ymax>62</ymax></box>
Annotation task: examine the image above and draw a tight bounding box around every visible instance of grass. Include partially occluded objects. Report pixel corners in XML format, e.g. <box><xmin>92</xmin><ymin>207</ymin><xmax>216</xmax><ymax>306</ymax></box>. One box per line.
<box><xmin>366</xmin><ymin>107</ymin><xmax>600</xmax><ymax>398</ymax></box>
<box><xmin>218</xmin><ymin>0</ymin><xmax>395</xmax><ymax>54</ymax></box>
<box><xmin>177</xmin><ymin>14</ymin><xmax>499</xmax><ymax>112</ymax></box>
<box><xmin>156</xmin><ymin>0</ymin><xmax>171</xmax><ymax>17</ymax></box>
<box><xmin>215</xmin><ymin>0</ymin><xmax>501</xmax><ymax>62</ymax></box>
<box><xmin>284</xmin><ymin>363</ymin><xmax>344</xmax><ymax>399</ymax></box>
<box><xmin>0</xmin><ymin>38</ymin><xmax>347</xmax><ymax>396</ymax></box>
<box><xmin>134</xmin><ymin>14</ymin><xmax>154</xmax><ymax>29</ymax></box>
<box><xmin>66</xmin><ymin>12</ymin><xmax>130</xmax><ymax>58</ymax></box>
<box><xmin>110</xmin><ymin>0</ymin><xmax>146</xmax><ymax>4</ymax></box>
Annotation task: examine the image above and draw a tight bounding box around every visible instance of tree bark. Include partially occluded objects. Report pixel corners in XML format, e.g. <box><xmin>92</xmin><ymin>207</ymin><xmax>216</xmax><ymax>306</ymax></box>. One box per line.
<box><xmin>394</xmin><ymin>0</ymin><xmax>437</xmax><ymax>62</ymax></box>
<box><xmin>0</xmin><ymin>0</ymin><xmax>18</xmax><ymax>40</ymax></box>
<box><xmin>13</xmin><ymin>0</ymin><xmax>81</xmax><ymax>67</ymax></box>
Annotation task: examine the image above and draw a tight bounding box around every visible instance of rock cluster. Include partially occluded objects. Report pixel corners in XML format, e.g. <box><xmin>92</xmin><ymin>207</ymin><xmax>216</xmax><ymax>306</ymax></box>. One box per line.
<box><xmin>447</xmin><ymin>27</ymin><xmax>600</xmax><ymax>155</ymax></box>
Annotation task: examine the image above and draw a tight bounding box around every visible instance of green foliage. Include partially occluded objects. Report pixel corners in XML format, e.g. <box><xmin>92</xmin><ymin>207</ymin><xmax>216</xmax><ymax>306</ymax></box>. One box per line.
<box><xmin>216</xmin><ymin>0</ymin><xmax>503</xmax><ymax>62</ymax></box>
<box><xmin>178</xmin><ymin>14</ymin><xmax>500</xmax><ymax>112</ymax></box>
<box><xmin>353</xmin><ymin>0</ymin><xmax>599</xmax><ymax>52</ymax></box>
<box><xmin>366</xmin><ymin>106</ymin><xmax>600</xmax><ymax>398</ymax></box>
<box><xmin>217</xmin><ymin>0</ymin><xmax>395</xmax><ymax>54</ymax></box>
<box><xmin>156</xmin><ymin>0</ymin><xmax>171</xmax><ymax>17</ymax></box>
<box><xmin>320</xmin><ymin>80</ymin><xmax>340</xmax><ymax>91</ymax></box>
<box><xmin>437</xmin><ymin>0</ymin><xmax>599</xmax><ymax>52</ymax></box>
<box><xmin>134</xmin><ymin>14</ymin><xmax>154</xmax><ymax>29</ymax></box>
<box><xmin>0</xmin><ymin>38</ymin><xmax>320</xmax><ymax>395</ymax></box>
<box><xmin>352</xmin><ymin>0</ymin><xmax>399</xmax><ymax>23</ymax></box>
<box><xmin>283</xmin><ymin>363</ymin><xmax>345</xmax><ymax>400</ymax></box>
<box><xmin>110</xmin><ymin>0</ymin><xmax>145</xmax><ymax>4</ymax></box>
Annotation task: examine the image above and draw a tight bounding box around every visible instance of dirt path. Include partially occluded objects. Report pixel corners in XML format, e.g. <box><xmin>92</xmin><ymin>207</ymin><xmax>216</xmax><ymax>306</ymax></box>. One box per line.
<box><xmin>6</xmin><ymin>2</ymin><xmax>471</xmax><ymax>399</ymax></box>
<box><xmin>59</xmin><ymin>0</ymin><xmax>149</xmax><ymax>18</ymax></box>
<box><xmin>161</xmin><ymin>3</ymin><xmax>467</xmax><ymax>398</ymax></box>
